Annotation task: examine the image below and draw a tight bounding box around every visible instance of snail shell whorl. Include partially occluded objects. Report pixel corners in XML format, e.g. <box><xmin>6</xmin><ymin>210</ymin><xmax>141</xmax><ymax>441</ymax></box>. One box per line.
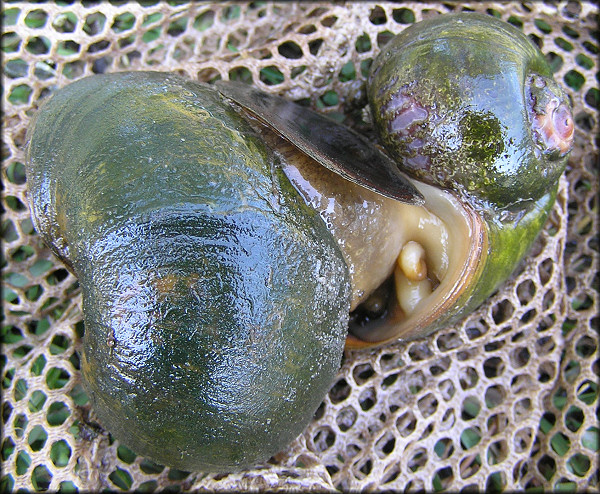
<box><xmin>25</xmin><ymin>72</ymin><xmax>351</xmax><ymax>471</ymax></box>
<box><xmin>368</xmin><ymin>13</ymin><xmax>573</xmax><ymax>210</ymax></box>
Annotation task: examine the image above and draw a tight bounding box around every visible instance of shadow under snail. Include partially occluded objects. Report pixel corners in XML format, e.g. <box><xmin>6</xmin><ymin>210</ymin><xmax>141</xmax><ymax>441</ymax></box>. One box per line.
<box><xmin>25</xmin><ymin>13</ymin><xmax>573</xmax><ymax>472</ymax></box>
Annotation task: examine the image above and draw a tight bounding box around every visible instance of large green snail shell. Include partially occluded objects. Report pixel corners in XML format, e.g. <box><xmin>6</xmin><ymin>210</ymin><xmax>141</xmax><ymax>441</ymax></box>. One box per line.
<box><xmin>24</xmin><ymin>13</ymin><xmax>573</xmax><ymax>473</ymax></box>
<box><xmin>25</xmin><ymin>72</ymin><xmax>351</xmax><ymax>472</ymax></box>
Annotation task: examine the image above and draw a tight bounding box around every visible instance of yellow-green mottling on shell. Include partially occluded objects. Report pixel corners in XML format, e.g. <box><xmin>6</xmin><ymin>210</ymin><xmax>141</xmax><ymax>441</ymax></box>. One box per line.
<box><xmin>368</xmin><ymin>13</ymin><xmax>572</xmax><ymax>210</ymax></box>
<box><xmin>25</xmin><ymin>71</ymin><xmax>351</xmax><ymax>472</ymax></box>
<box><xmin>347</xmin><ymin>13</ymin><xmax>573</xmax><ymax>345</ymax></box>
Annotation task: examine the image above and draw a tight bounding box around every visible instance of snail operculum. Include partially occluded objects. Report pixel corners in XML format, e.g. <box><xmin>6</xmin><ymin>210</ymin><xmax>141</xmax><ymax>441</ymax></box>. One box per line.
<box><xmin>215</xmin><ymin>80</ymin><xmax>424</xmax><ymax>205</ymax></box>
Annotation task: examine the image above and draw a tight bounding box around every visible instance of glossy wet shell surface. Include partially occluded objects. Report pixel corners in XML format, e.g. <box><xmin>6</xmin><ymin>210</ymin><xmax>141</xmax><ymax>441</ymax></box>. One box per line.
<box><xmin>344</xmin><ymin>13</ymin><xmax>573</xmax><ymax>346</ymax></box>
<box><xmin>25</xmin><ymin>71</ymin><xmax>351</xmax><ymax>472</ymax></box>
<box><xmin>368</xmin><ymin>12</ymin><xmax>571</xmax><ymax>209</ymax></box>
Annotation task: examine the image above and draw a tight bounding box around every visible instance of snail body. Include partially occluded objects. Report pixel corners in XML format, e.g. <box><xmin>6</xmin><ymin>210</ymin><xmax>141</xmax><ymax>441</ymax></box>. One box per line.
<box><xmin>25</xmin><ymin>13</ymin><xmax>573</xmax><ymax>472</ymax></box>
<box><xmin>351</xmin><ymin>12</ymin><xmax>572</xmax><ymax>344</ymax></box>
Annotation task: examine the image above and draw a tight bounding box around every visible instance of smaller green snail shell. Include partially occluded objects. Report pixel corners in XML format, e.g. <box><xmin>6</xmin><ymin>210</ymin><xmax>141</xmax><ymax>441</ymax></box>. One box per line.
<box><xmin>25</xmin><ymin>72</ymin><xmax>351</xmax><ymax>472</ymax></box>
<box><xmin>350</xmin><ymin>13</ymin><xmax>573</xmax><ymax>345</ymax></box>
<box><xmin>368</xmin><ymin>12</ymin><xmax>573</xmax><ymax>212</ymax></box>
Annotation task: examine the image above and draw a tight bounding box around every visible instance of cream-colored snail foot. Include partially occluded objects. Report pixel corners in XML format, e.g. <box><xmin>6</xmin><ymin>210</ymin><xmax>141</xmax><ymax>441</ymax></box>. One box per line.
<box><xmin>398</xmin><ymin>240</ymin><xmax>427</xmax><ymax>281</ymax></box>
<box><xmin>395</xmin><ymin>241</ymin><xmax>433</xmax><ymax>316</ymax></box>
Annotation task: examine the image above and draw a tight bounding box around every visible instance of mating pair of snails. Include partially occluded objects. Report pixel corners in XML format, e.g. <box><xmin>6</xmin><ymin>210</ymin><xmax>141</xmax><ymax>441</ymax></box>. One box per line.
<box><xmin>25</xmin><ymin>14</ymin><xmax>573</xmax><ymax>472</ymax></box>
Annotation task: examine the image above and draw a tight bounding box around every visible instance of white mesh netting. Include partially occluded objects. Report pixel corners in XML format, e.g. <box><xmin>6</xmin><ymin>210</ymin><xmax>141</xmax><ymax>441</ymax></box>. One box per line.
<box><xmin>2</xmin><ymin>1</ymin><xmax>598</xmax><ymax>492</ymax></box>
